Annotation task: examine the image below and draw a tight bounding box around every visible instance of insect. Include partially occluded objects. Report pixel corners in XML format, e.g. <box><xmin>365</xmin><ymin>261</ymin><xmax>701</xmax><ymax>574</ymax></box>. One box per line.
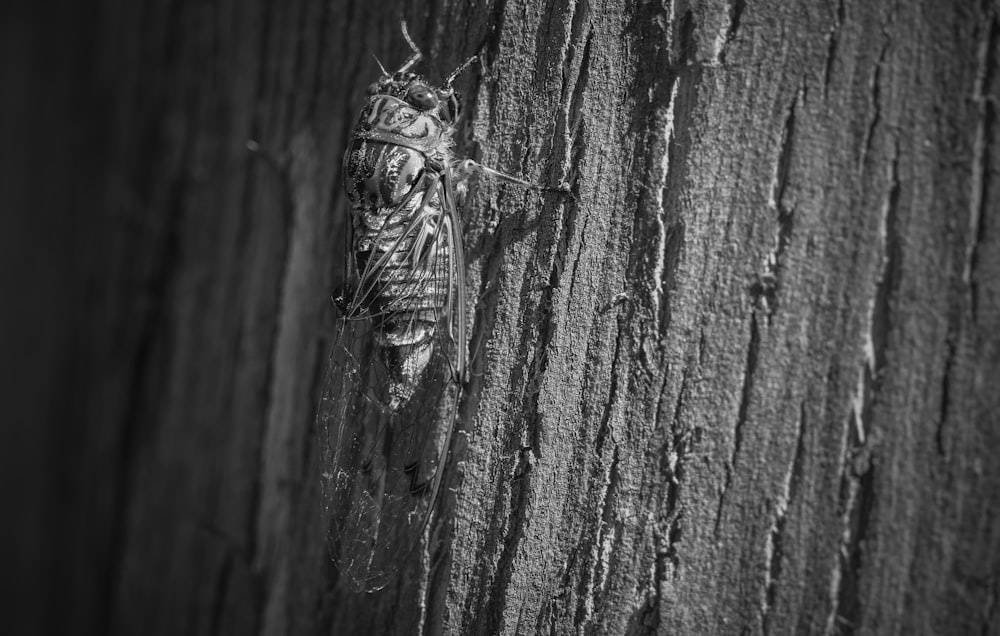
<box><xmin>317</xmin><ymin>23</ymin><xmax>530</xmax><ymax>591</ymax></box>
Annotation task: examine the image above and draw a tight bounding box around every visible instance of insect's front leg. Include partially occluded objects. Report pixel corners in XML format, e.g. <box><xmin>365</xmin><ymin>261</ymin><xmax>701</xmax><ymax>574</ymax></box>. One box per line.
<box><xmin>452</xmin><ymin>159</ymin><xmax>573</xmax><ymax>198</ymax></box>
<box><xmin>453</xmin><ymin>159</ymin><xmax>533</xmax><ymax>190</ymax></box>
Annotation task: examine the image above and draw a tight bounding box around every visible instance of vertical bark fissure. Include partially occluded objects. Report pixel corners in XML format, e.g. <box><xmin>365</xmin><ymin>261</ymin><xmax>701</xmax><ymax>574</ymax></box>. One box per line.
<box><xmin>520</xmin><ymin>18</ymin><xmax>592</xmax><ymax>448</ymax></box>
<box><xmin>663</xmin><ymin>369</ymin><xmax>690</xmax><ymax>576</ymax></box>
<box><xmin>868</xmin><ymin>142</ymin><xmax>900</xmax><ymax>395</ymax></box>
<box><xmin>715</xmin><ymin>310</ymin><xmax>760</xmax><ymax>536</ymax></box>
<box><xmin>575</xmin><ymin>446</ymin><xmax>622</xmax><ymax>631</ymax></box>
<box><xmin>640</xmin><ymin>538</ymin><xmax>666</xmax><ymax>635</ymax></box>
<box><xmin>966</xmin><ymin>9</ymin><xmax>998</xmax><ymax>322</ymax></box>
<box><xmin>564</xmin><ymin>0</ymin><xmax>591</xmax><ymax>107</ymax></box>
<box><xmin>726</xmin><ymin>0</ymin><xmax>746</xmax><ymax>43</ymax></box>
<box><xmin>652</xmin><ymin>73</ymin><xmax>681</xmax><ymax>339</ymax></box>
<box><xmin>565</xmin><ymin>212</ymin><xmax>590</xmax><ymax>305</ymax></box>
<box><xmin>761</xmin><ymin>516</ymin><xmax>787</xmax><ymax>636</ymax></box>
<box><xmin>477</xmin><ymin>450</ymin><xmax>534</xmax><ymax>633</ymax></box>
<box><xmin>830</xmin><ymin>458</ymin><xmax>877</xmax><ymax>636</ymax></box>
<box><xmin>825</xmin><ymin>134</ymin><xmax>900</xmax><ymax>635</ymax></box>
<box><xmin>756</xmin><ymin>87</ymin><xmax>799</xmax><ymax>322</ymax></box>
<box><xmin>594</xmin><ymin>320</ymin><xmax>624</xmax><ymax>453</ymax></box>
<box><xmin>596</xmin><ymin>448</ymin><xmax>623</xmax><ymax>604</ymax></box>
<box><xmin>484</xmin><ymin>0</ymin><xmax>510</xmax><ymax>67</ymax></box>
<box><xmin>567</xmin><ymin>28</ymin><xmax>594</xmax><ymax>180</ymax></box>
<box><xmin>859</xmin><ymin>39</ymin><xmax>890</xmax><ymax>170</ymax></box>
<box><xmin>823</xmin><ymin>0</ymin><xmax>847</xmax><ymax>95</ymax></box>
<box><xmin>936</xmin><ymin>336</ymin><xmax>957</xmax><ymax>458</ymax></box>
<box><xmin>760</xmin><ymin>401</ymin><xmax>807</xmax><ymax>635</ymax></box>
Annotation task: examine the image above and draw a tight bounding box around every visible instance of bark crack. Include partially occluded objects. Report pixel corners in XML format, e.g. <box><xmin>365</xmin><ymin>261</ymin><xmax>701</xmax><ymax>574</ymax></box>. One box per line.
<box><xmin>715</xmin><ymin>311</ymin><xmax>760</xmax><ymax>535</ymax></box>
<box><xmin>825</xmin><ymin>453</ymin><xmax>876</xmax><ymax>636</ymax></box>
<box><xmin>640</xmin><ymin>538</ymin><xmax>666</xmax><ymax>634</ymax></box>
<box><xmin>936</xmin><ymin>336</ymin><xmax>957</xmax><ymax>457</ymax></box>
<box><xmin>965</xmin><ymin>8</ymin><xmax>998</xmax><ymax>322</ymax></box>
<box><xmin>651</xmin><ymin>75</ymin><xmax>680</xmax><ymax>333</ymax></box>
<box><xmin>627</xmin><ymin>0</ymin><xmax>693</xmax><ymax>350</ymax></box>
<box><xmin>760</xmin><ymin>402</ymin><xmax>806</xmax><ymax>634</ymax></box>
<box><xmin>852</xmin><ymin>142</ymin><xmax>898</xmax><ymax>447</ymax></box>
<box><xmin>713</xmin><ymin>0</ymin><xmax>747</xmax><ymax>65</ymax></box>
<box><xmin>520</xmin><ymin>31</ymin><xmax>593</xmax><ymax>462</ymax></box>
<box><xmin>476</xmin><ymin>444</ymin><xmax>534</xmax><ymax>633</ymax></box>
<box><xmin>859</xmin><ymin>39</ymin><xmax>890</xmax><ymax>169</ymax></box>
<box><xmin>823</xmin><ymin>0</ymin><xmax>846</xmax><ymax>95</ymax></box>
<box><xmin>661</xmin><ymin>364</ymin><xmax>692</xmax><ymax>579</ymax></box>
<box><xmin>761</xmin><ymin>513</ymin><xmax>787</xmax><ymax>636</ymax></box>
<box><xmin>560</xmin><ymin>0</ymin><xmax>591</xmax><ymax>109</ymax></box>
<box><xmin>595</xmin><ymin>320</ymin><xmax>625</xmax><ymax>453</ymax></box>
<box><xmin>567</xmin><ymin>28</ymin><xmax>594</xmax><ymax>147</ymax></box>
<box><xmin>870</xmin><ymin>146</ymin><xmax>899</xmax><ymax>381</ymax></box>
<box><xmin>754</xmin><ymin>87</ymin><xmax>800</xmax><ymax>322</ymax></box>
<box><xmin>566</xmin><ymin>213</ymin><xmax>590</xmax><ymax>306</ymax></box>
<box><xmin>575</xmin><ymin>447</ymin><xmax>622</xmax><ymax>631</ymax></box>
<box><xmin>483</xmin><ymin>0</ymin><xmax>509</xmax><ymax>67</ymax></box>
<box><xmin>727</xmin><ymin>0</ymin><xmax>747</xmax><ymax>43</ymax></box>
<box><xmin>823</xmin><ymin>139</ymin><xmax>899</xmax><ymax>636</ymax></box>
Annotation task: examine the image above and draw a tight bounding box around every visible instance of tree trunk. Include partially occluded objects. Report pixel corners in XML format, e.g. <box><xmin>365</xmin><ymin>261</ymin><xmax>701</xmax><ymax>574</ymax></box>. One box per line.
<box><xmin>8</xmin><ymin>0</ymin><xmax>999</xmax><ymax>634</ymax></box>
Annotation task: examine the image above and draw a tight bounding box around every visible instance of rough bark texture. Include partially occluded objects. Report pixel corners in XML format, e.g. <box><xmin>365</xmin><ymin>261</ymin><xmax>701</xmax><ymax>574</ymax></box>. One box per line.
<box><xmin>7</xmin><ymin>0</ymin><xmax>1000</xmax><ymax>635</ymax></box>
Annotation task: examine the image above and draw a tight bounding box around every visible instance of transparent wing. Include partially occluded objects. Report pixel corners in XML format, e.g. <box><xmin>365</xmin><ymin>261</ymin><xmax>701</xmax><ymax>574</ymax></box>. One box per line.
<box><xmin>318</xmin><ymin>169</ymin><xmax>465</xmax><ymax>591</ymax></box>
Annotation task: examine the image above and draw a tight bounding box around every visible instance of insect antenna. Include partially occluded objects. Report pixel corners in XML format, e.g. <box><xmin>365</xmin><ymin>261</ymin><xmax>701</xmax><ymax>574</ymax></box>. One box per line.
<box><xmin>397</xmin><ymin>21</ymin><xmax>423</xmax><ymax>73</ymax></box>
<box><xmin>370</xmin><ymin>53</ymin><xmax>390</xmax><ymax>78</ymax></box>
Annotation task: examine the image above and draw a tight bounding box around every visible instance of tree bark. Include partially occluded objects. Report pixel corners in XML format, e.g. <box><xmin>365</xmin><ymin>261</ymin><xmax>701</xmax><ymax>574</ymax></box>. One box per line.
<box><xmin>8</xmin><ymin>0</ymin><xmax>999</xmax><ymax>634</ymax></box>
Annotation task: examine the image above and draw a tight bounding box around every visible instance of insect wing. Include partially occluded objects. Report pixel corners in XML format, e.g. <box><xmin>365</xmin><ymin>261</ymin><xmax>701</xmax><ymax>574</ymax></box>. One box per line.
<box><xmin>318</xmin><ymin>174</ymin><xmax>465</xmax><ymax>591</ymax></box>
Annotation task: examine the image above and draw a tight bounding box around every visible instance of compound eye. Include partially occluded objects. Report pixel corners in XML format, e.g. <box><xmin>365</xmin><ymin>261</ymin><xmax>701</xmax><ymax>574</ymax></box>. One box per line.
<box><xmin>405</xmin><ymin>85</ymin><xmax>439</xmax><ymax>110</ymax></box>
<box><xmin>366</xmin><ymin>81</ymin><xmax>381</xmax><ymax>96</ymax></box>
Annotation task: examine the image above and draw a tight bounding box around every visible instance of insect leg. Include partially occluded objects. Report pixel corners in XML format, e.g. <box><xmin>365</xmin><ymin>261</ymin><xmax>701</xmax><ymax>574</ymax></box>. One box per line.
<box><xmin>455</xmin><ymin>159</ymin><xmax>576</xmax><ymax>199</ymax></box>
<box><xmin>443</xmin><ymin>55</ymin><xmax>477</xmax><ymax>87</ymax></box>
<box><xmin>454</xmin><ymin>159</ymin><xmax>534</xmax><ymax>188</ymax></box>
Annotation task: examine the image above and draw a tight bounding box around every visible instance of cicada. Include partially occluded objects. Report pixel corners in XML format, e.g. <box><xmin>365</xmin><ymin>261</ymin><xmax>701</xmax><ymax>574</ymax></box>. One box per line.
<box><xmin>318</xmin><ymin>23</ymin><xmax>528</xmax><ymax>591</ymax></box>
